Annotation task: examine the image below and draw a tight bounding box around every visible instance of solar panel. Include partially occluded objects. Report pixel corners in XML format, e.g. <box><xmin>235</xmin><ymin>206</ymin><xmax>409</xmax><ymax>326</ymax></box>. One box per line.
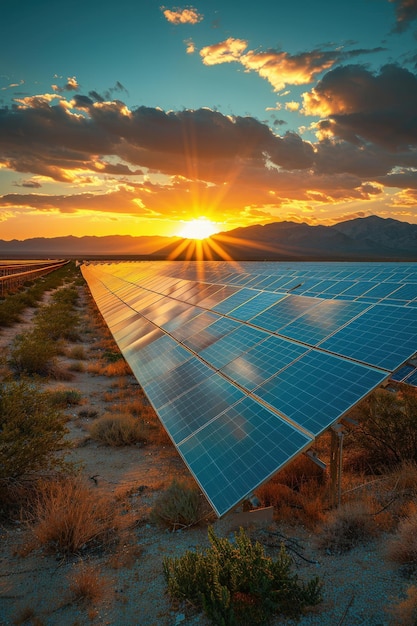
<box><xmin>82</xmin><ymin>260</ymin><xmax>417</xmax><ymax>517</ymax></box>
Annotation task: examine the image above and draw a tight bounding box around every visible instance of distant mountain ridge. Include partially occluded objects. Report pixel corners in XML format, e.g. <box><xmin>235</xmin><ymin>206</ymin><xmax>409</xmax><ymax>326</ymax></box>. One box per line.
<box><xmin>0</xmin><ymin>234</ymin><xmax>179</xmax><ymax>258</ymax></box>
<box><xmin>156</xmin><ymin>216</ymin><xmax>417</xmax><ymax>260</ymax></box>
<box><xmin>0</xmin><ymin>216</ymin><xmax>416</xmax><ymax>260</ymax></box>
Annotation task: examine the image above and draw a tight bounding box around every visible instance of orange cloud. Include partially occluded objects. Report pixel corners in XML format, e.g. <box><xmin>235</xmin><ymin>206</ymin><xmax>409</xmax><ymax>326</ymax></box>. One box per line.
<box><xmin>240</xmin><ymin>49</ymin><xmax>336</xmax><ymax>91</ymax></box>
<box><xmin>162</xmin><ymin>6</ymin><xmax>203</xmax><ymax>24</ymax></box>
<box><xmin>200</xmin><ymin>38</ymin><xmax>248</xmax><ymax>65</ymax></box>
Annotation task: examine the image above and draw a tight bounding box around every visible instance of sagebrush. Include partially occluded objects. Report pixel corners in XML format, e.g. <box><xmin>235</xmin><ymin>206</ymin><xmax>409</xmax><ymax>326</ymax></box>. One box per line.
<box><xmin>164</xmin><ymin>526</ymin><xmax>322</xmax><ymax>625</ymax></box>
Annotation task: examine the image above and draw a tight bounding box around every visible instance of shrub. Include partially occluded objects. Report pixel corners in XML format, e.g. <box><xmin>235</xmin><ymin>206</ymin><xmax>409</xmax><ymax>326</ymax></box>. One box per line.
<box><xmin>9</xmin><ymin>329</ymin><xmax>59</xmax><ymax>376</ymax></box>
<box><xmin>386</xmin><ymin>505</ymin><xmax>417</xmax><ymax>567</ymax></box>
<box><xmin>151</xmin><ymin>479</ymin><xmax>202</xmax><ymax>530</ymax></box>
<box><xmin>317</xmin><ymin>500</ymin><xmax>377</xmax><ymax>554</ymax></box>
<box><xmin>68</xmin><ymin>345</ymin><xmax>87</xmax><ymax>360</ymax></box>
<box><xmin>47</xmin><ymin>387</ymin><xmax>83</xmax><ymax>408</ymax></box>
<box><xmin>29</xmin><ymin>476</ymin><xmax>131</xmax><ymax>555</ymax></box>
<box><xmin>88</xmin><ymin>413</ymin><xmax>148</xmax><ymax>446</ymax></box>
<box><xmin>349</xmin><ymin>387</ymin><xmax>417</xmax><ymax>470</ymax></box>
<box><xmin>68</xmin><ymin>562</ymin><xmax>112</xmax><ymax>604</ymax></box>
<box><xmin>0</xmin><ymin>379</ymin><xmax>70</xmax><ymax>487</ymax></box>
<box><xmin>163</xmin><ymin>526</ymin><xmax>322</xmax><ymax>625</ymax></box>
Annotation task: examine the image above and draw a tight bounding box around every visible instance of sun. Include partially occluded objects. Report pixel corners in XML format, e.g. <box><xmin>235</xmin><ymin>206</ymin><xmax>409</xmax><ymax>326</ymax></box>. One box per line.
<box><xmin>178</xmin><ymin>217</ymin><xmax>220</xmax><ymax>240</ymax></box>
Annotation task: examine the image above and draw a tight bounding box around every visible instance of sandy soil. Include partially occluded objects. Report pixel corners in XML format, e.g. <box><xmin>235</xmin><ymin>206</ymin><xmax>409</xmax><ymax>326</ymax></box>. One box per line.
<box><xmin>0</xmin><ymin>284</ymin><xmax>413</xmax><ymax>626</ymax></box>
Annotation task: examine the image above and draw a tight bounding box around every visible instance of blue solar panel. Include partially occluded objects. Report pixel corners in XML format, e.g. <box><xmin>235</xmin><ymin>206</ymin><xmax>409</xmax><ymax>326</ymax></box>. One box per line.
<box><xmin>250</xmin><ymin>295</ymin><xmax>321</xmax><ymax>332</ymax></box>
<box><xmin>82</xmin><ymin>260</ymin><xmax>417</xmax><ymax>518</ymax></box>
<box><xmin>227</xmin><ymin>291</ymin><xmax>286</xmax><ymax>321</ymax></box>
<box><xmin>253</xmin><ymin>350</ymin><xmax>387</xmax><ymax>436</ymax></box>
<box><xmin>199</xmin><ymin>325</ymin><xmax>268</xmax><ymax>369</ymax></box>
<box><xmin>405</xmin><ymin>369</ymin><xmax>417</xmax><ymax>386</ymax></box>
<box><xmin>280</xmin><ymin>300</ymin><xmax>369</xmax><ymax>345</ymax></box>
<box><xmin>178</xmin><ymin>396</ymin><xmax>312</xmax><ymax>517</ymax></box>
<box><xmin>390</xmin><ymin>364</ymin><xmax>416</xmax><ymax>382</ymax></box>
<box><xmin>221</xmin><ymin>335</ymin><xmax>308</xmax><ymax>390</ymax></box>
<box><xmin>320</xmin><ymin>304</ymin><xmax>417</xmax><ymax>370</ymax></box>
<box><xmin>158</xmin><ymin>374</ymin><xmax>246</xmax><ymax>444</ymax></box>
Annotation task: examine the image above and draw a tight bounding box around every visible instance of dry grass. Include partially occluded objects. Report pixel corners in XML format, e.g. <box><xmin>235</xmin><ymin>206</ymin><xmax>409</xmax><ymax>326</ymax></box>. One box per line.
<box><xmin>150</xmin><ymin>479</ymin><xmax>204</xmax><ymax>530</ymax></box>
<box><xmin>46</xmin><ymin>386</ymin><xmax>82</xmax><ymax>408</ymax></box>
<box><xmin>68</xmin><ymin>562</ymin><xmax>113</xmax><ymax>605</ymax></box>
<box><xmin>67</xmin><ymin>345</ymin><xmax>87</xmax><ymax>360</ymax></box>
<box><xmin>86</xmin><ymin>359</ymin><xmax>132</xmax><ymax>377</ymax></box>
<box><xmin>386</xmin><ymin>502</ymin><xmax>417</xmax><ymax>567</ymax></box>
<box><xmin>28</xmin><ymin>476</ymin><xmax>136</xmax><ymax>555</ymax></box>
<box><xmin>68</xmin><ymin>360</ymin><xmax>85</xmax><ymax>373</ymax></box>
<box><xmin>255</xmin><ymin>454</ymin><xmax>327</xmax><ymax>528</ymax></box>
<box><xmin>88</xmin><ymin>412</ymin><xmax>149</xmax><ymax>447</ymax></box>
<box><xmin>316</xmin><ymin>499</ymin><xmax>377</xmax><ymax>554</ymax></box>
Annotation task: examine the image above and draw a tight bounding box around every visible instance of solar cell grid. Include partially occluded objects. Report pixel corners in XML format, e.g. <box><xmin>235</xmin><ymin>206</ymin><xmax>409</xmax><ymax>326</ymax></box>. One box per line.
<box><xmin>158</xmin><ymin>374</ymin><xmax>246</xmax><ymax>444</ymax></box>
<box><xmin>253</xmin><ymin>350</ymin><xmax>387</xmax><ymax>436</ymax></box>
<box><xmin>320</xmin><ymin>304</ymin><xmax>417</xmax><ymax>370</ymax></box>
<box><xmin>81</xmin><ymin>260</ymin><xmax>417</xmax><ymax>518</ymax></box>
<box><xmin>221</xmin><ymin>335</ymin><xmax>308</xmax><ymax>390</ymax></box>
<box><xmin>212</xmin><ymin>288</ymin><xmax>258</xmax><ymax>314</ymax></box>
<box><xmin>183</xmin><ymin>316</ymin><xmax>241</xmax><ymax>352</ymax></box>
<box><xmin>229</xmin><ymin>292</ymin><xmax>286</xmax><ymax>321</ymax></box>
<box><xmin>390</xmin><ymin>364</ymin><xmax>416</xmax><ymax>382</ymax></box>
<box><xmin>178</xmin><ymin>396</ymin><xmax>311</xmax><ymax>516</ymax></box>
<box><xmin>250</xmin><ymin>294</ymin><xmax>322</xmax><ymax>332</ymax></box>
<box><xmin>145</xmin><ymin>358</ymin><xmax>214</xmax><ymax>409</ymax></box>
<box><xmin>199</xmin><ymin>325</ymin><xmax>268</xmax><ymax>369</ymax></box>
<box><xmin>280</xmin><ymin>299</ymin><xmax>369</xmax><ymax>345</ymax></box>
<box><xmin>406</xmin><ymin>370</ymin><xmax>417</xmax><ymax>386</ymax></box>
<box><xmin>169</xmin><ymin>310</ymin><xmax>219</xmax><ymax>341</ymax></box>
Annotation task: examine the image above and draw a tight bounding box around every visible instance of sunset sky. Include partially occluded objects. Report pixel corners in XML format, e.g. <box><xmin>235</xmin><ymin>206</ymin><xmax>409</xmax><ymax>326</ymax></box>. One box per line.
<box><xmin>1</xmin><ymin>0</ymin><xmax>417</xmax><ymax>241</ymax></box>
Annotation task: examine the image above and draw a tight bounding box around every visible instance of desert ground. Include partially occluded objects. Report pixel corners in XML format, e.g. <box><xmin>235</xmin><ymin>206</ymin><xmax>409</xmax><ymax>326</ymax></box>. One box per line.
<box><xmin>0</xmin><ymin>274</ymin><xmax>415</xmax><ymax>626</ymax></box>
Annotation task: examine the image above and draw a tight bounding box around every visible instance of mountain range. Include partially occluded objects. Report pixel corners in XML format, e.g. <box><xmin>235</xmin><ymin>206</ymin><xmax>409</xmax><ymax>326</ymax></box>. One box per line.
<box><xmin>1</xmin><ymin>216</ymin><xmax>416</xmax><ymax>261</ymax></box>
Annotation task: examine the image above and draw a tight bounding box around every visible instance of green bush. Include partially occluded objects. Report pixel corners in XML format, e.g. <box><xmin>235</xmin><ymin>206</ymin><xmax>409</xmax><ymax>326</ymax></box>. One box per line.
<box><xmin>151</xmin><ymin>479</ymin><xmax>202</xmax><ymax>530</ymax></box>
<box><xmin>163</xmin><ymin>526</ymin><xmax>322</xmax><ymax>625</ymax></box>
<box><xmin>47</xmin><ymin>387</ymin><xmax>83</xmax><ymax>408</ymax></box>
<box><xmin>0</xmin><ymin>379</ymin><xmax>70</xmax><ymax>486</ymax></box>
<box><xmin>9</xmin><ymin>329</ymin><xmax>59</xmax><ymax>376</ymax></box>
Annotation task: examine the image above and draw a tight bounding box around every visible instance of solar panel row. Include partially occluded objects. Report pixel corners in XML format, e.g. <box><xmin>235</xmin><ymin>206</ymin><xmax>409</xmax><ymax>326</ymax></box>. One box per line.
<box><xmin>81</xmin><ymin>261</ymin><xmax>416</xmax><ymax>517</ymax></box>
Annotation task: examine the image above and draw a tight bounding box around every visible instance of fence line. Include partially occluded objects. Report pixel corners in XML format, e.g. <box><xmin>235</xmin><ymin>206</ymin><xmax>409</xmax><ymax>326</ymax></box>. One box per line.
<box><xmin>0</xmin><ymin>260</ymin><xmax>68</xmax><ymax>295</ymax></box>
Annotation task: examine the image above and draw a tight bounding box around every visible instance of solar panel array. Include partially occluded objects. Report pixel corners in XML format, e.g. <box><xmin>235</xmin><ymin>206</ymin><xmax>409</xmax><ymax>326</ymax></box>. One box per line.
<box><xmin>81</xmin><ymin>261</ymin><xmax>417</xmax><ymax>517</ymax></box>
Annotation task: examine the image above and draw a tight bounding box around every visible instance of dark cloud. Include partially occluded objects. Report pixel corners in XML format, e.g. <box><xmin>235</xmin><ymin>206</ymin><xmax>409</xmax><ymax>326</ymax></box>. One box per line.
<box><xmin>13</xmin><ymin>179</ymin><xmax>42</xmax><ymax>188</ymax></box>
<box><xmin>88</xmin><ymin>90</ymin><xmax>105</xmax><ymax>103</ymax></box>
<box><xmin>390</xmin><ymin>0</ymin><xmax>417</xmax><ymax>32</ymax></box>
<box><xmin>0</xmin><ymin>89</ymin><xmax>416</xmax><ymax>219</ymax></box>
<box><xmin>303</xmin><ymin>64</ymin><xmax>417</xmax><ymax>150</ymax></box>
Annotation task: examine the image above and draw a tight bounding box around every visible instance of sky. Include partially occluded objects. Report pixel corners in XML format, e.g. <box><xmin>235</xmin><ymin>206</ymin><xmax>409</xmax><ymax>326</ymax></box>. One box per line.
<box><xmin>1</xmin><ymin>0</ymin><xmax>417</xmax><ymax>241</ymax></box>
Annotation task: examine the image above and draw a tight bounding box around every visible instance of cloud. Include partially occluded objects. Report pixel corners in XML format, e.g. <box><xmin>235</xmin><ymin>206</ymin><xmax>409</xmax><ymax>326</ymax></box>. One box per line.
<box><xmin>1</xmin><ymin>93</ymin><xmax>417</xmax><ymax>226</ymax></box>
<box><xmin>0</xmin><ymin>188</ymin><xmax>153</xmax><ymax>216</ymax></box>
<box><xmin>199</xmin><ymin>40</ymin><xmax>385</xmax><ymax>90</ymax></box>
<box><xmin>185</xmin><ymin>38</ymin><xmax>195</xmax><ymax>54</ymax></box>
<box><xmin>161</xmin><ymin>6</ymin><xmax>203</xmax><ymax>24</ymax></box>
<box><xmin>52</xmin><ymin>76</ymin><xmax>80</xmax><ymax>93</ymax></box>
<box><xmin>200</xmin><ymin>38</ymin><xmax>248</xmax><ymax>65</ymax></box>
<box><xmin>285</xmin><ymin>102</ymin><xmax>300</xmax><ymax>112</ymax></box>
<box><xmin>302</xmin><ymin>64</ymin><xmax>417</xmax><ymax>149</ymax></box>
<box><xmin>390</xmin><ymin>0</ymin><xmax>417</xmax><ymax>32</ymax></box>
<box><xmin>13</xmin><ymin>179</ymin><xmax>42</xmax><ymax>188</ymax></box>
<box><xmin>1</xmin><ymin>79</ymin><xmax>24</xmax><ymax>91</ymax></box>
<box><xmin>240</xmin><ymin>49</ymin><xmax>337</xmax><ymax>92</ymax></box>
